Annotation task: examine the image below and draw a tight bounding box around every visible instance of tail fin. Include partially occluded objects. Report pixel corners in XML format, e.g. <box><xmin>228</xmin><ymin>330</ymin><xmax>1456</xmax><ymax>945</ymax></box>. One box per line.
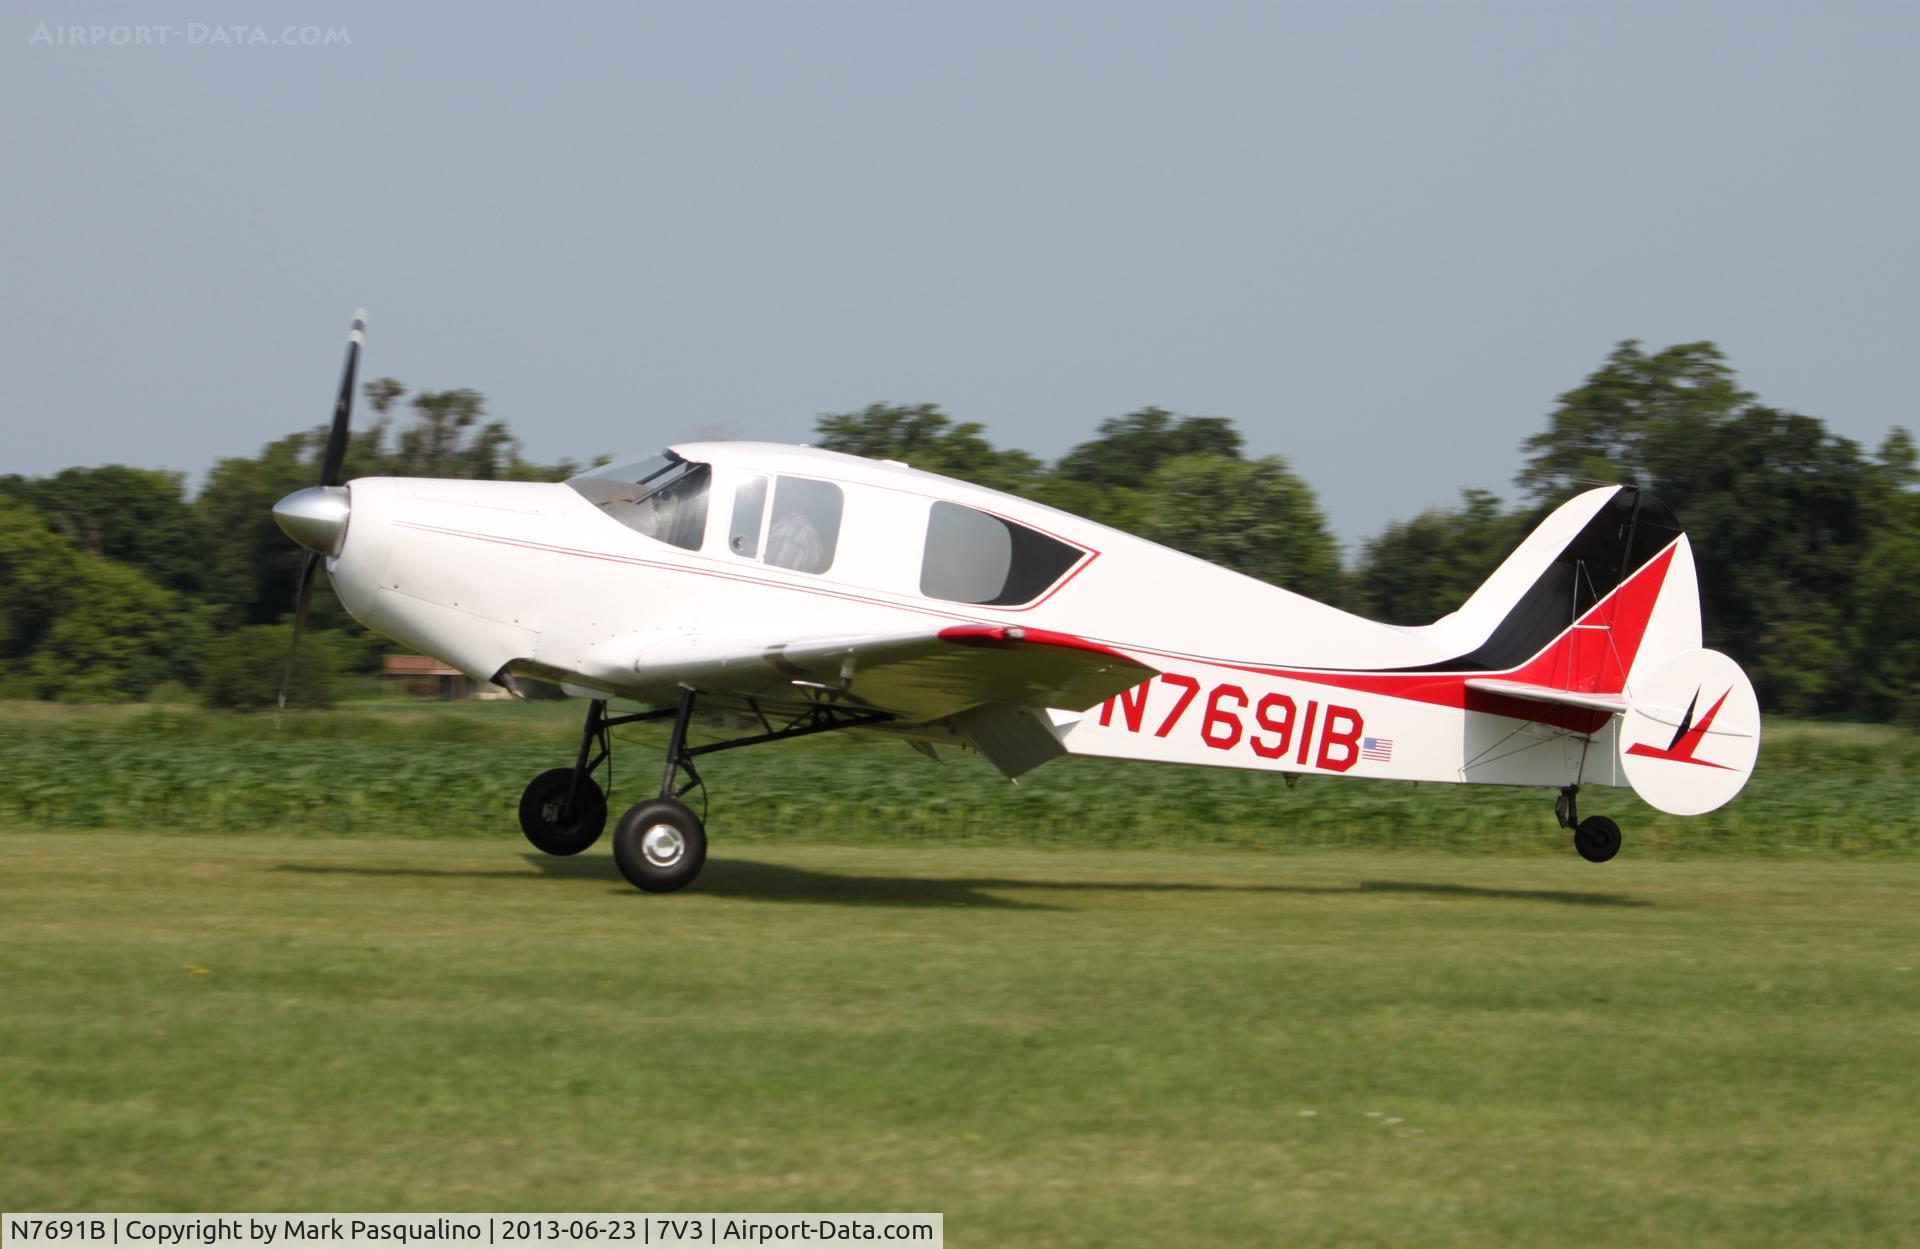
<box><xmin>1423</xmin><ymin>485</ymin><xmax>1760</xmax><ymax>814</ymax></box>
<box><xmin>1416</xmin><ymin>486</ymin><xmax>1695</xmax><ymax>681</ymax></box>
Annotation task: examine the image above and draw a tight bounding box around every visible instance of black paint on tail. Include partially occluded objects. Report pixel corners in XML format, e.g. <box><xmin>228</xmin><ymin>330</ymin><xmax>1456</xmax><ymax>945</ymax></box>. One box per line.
<box><xmin>1416</xmin><ymin>487</ymin><xmax>1682</xmax><ymax>674</ymax></box>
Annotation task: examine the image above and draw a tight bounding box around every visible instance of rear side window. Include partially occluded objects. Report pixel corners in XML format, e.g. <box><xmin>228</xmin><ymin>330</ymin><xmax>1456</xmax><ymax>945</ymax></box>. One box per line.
<box><xmin>920</xmin><ymin>502</ymin><xmax>1084</xmax><ymax>605</ymax></box>
<box><xmin>764</xmin><ymin>477</ymin><xmax>842</xmax><ymax>574</ymax></box>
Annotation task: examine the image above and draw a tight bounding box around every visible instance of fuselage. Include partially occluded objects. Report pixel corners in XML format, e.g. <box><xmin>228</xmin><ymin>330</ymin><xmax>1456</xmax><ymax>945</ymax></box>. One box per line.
<box><xmin>316</xmin><ymin>443</ymin><xmax>1694</xmax><ymax>791</ymax></box>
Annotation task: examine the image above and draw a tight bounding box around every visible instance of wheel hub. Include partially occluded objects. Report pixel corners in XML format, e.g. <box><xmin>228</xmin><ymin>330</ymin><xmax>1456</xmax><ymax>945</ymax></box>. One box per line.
<box><xmin>542</xmin><ymin>792</ymin><xmax>592</xmax><ymax>830</ymax></box>
<box><xmin>641</xmin><ymin>823</ymin><xmax>685</xmax><ymax>867</ymax></box>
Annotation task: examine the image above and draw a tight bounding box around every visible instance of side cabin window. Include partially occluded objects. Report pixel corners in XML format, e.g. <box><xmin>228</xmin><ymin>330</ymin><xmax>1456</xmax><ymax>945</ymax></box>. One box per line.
<box><xmin>724</xmin><ymin>473</ymin><xmax>844</xmax><ymax>575</ymax></box>
<box><xmin>567</xmin><ymin>454</ymin><xmax>711</xmax><ymax>550</ymax></box>
<box><xmin>764</xmin><ymin>477</ymin><xmax>843</xmax><ymax>574</ymax></box>
<box><xmin>920</xmin><ymin>501</ymin><xmax>1084</xmax><ymax>606</ymax></box>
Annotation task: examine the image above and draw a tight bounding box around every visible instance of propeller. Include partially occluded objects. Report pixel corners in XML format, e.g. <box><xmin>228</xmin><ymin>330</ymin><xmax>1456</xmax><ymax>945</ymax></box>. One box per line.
<box><xmin>276</xmin><ymin>309</ymin><xmax>365</xmax><ymax>724</ymax></box>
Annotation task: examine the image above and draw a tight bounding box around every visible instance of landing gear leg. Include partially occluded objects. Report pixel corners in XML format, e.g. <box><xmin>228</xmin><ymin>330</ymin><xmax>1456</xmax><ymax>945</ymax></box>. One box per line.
<box><xmin>1555</xmin><ymin>784</ymin><xmax>1623</xmax><ymax>863</ymax></box>
<box><xmin>613</xmin><ymin>687</ymin><xmax>709</xmax><ymax>893</ymax></box>
<box><xmin>525</xmin><ymin>691</ymin><xmax>890</xmax><ymax>893</ymax></box>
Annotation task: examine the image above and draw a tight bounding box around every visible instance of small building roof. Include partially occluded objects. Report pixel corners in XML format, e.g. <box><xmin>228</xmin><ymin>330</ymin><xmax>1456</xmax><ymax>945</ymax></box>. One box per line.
<box><xmin>383</xmin><ymin>654</ymin><xmax>464</xmax><ymax>677</ymax></box>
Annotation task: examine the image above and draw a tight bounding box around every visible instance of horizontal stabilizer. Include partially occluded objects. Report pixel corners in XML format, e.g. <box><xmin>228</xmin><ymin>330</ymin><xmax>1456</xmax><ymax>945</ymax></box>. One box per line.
<box><xmin>1461</xmin><ymin>678</ymin><xmax>1627</xmax><ymax>715</ymax></box>
<box><xmin>1460</xmin><ymin>679</ymin><xmax>1755</xmax><ymax>743</ymax></box>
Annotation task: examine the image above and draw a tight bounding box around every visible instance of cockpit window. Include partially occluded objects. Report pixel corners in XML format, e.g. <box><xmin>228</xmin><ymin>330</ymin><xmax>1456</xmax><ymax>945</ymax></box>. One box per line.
<box><xmin>567</xmin><ymin>453</ymin><xmax>711</xmax><ymax>550</ymax></box>
<box><xmin>920</xmin><ymin>502</ymin><xmax>1084</xmax><ymax>605</ymax></box>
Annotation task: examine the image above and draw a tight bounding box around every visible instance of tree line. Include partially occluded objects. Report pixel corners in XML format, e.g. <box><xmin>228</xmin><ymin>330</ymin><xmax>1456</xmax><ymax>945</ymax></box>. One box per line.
<box><xmin>2</xmin><ymin>344</ymin><xmax>1914</xmax><ymax>722</ymax></box>
<box><xmin>0</xmin><ymin>382</ymin><xmax>587</xmax><ymax>704</ymax></box>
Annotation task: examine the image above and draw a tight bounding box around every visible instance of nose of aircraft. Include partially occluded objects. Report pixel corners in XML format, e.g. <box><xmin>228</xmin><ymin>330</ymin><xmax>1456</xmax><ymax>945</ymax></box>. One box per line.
<box><xmin>273</xmin><ymin>484</ymin><xmax>352</xmax><ymax>556</ymax></box>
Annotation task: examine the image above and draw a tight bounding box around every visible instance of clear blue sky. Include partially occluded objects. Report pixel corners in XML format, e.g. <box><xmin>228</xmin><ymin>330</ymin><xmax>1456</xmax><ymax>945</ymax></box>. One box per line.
<box><xmin>4</xmin><ymin>1</ymin><xmax>1915</xmax><ymax>547</ymax></box>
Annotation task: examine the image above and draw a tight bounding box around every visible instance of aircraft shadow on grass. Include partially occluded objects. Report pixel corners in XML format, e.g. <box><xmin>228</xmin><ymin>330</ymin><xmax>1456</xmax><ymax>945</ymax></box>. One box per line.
<box><xmin>274</xmin><ymin>857</ymin><xmax>1652</xmax><ymax>911</ymax></box>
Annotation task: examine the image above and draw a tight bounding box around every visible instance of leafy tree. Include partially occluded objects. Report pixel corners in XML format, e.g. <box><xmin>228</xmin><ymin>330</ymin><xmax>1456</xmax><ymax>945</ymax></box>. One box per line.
<box><xmin>199</xmin><ymin>623</ymin><xmax>347</xmax><ymax>710</ymax></box>
<box><xmin>813</xmin><ymin>403</ymin><xmax>1043</xmax><ymax>494</ymax></box>
<box><xmin>10</xmin><ymin>347</ymin><xmax>1914</xmax><ymax>724</ymax></box>
<box><xmin>1677</xmin><ymin>406</ymin><xmax>1871</xmax><ymax>714</ymax></box>
<box><xmin>25</xmin><ymin>556</ymin><xmax>205</xmax><ymax>702</ymax></box>
<box><xmin>196</xmin><ymin>431</ymin><xmax>322</xmax><ymax>627</ymax></box>
<box><xmin>362</xmin><ymin>375</ymin><xmax>408</xmax><ymax>454</ymax></box>
<box><xmin>1860</xmin><ymin>428</ymin><xmax>1917</xmax><ymax>532</ymax></box>
<box><xmin>1851</xmin><ymin>432</ymin><xmax>1920</xmax><ymax>723</ymax></box>
<box><xmin>357</xmin><ymin>379</ymin><xmax>582</xmax><ymax>482</ymax></box>
<box><xmin>1026</xmin><ymin>476</ymin><xmax>1150</xmax><ymax>534</ymax></box>
<box><xmin>7</xmin><ymin>465</ymin><xmax>208</xmax><ymax>595</ymax></box>
<box><xmin>1517</xmin><ymin>341</ymin><xmax>1751</xmax><ymax>505</ymax></box>
<box><xmin>1515</xmin><ymin>340</ymin><xmax>1883</xmax><ymax>715</ymax></box>
<box><xmin>1356</xmin><ymin>489</ymin><xmax>1533</xmax><ymax>625</ymax></box>
<box><xmin>2</xmin><ymin>379</ymin><xmax>589</xmax><ymax>703</ymax></box>
<box><xmin>1030</xmin><ymin>407</ymin><xmax>1245</xmax><ymax>530</ymax></box>
<box><xmin>1135</xmin><ymin>454</ymin><xmax>1347</xmax><ymax>604</ymax></box>
<box><xmin>4</xmin><ymin>495</ymin><xmax>204</xmax><ymax>701</ymax></box>
<box><xmin>0</xmin><ymin>495</ymin><xmax>84</xmax><ymax>663</ymax></box>
<box><xmin>393</xmin><ymin>388</ymin><xmax>527</xmax><ymax>480</ymax></box>
<box><xmin>1053</xmin><ymin>407</ymin><xmax>1243</xmax><ymax>490</ymax></box>
<box><xmin>817</xmin><ymin>405</ymin><xmax>1344</xmax><ymax>599</ymax></box>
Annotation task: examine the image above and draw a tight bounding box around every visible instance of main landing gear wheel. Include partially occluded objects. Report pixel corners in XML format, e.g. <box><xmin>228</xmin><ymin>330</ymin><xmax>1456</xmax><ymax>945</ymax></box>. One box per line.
<box><xmin>532</xmin><ymin>688</ymin><xmax>891</xmax><ymax>893</ymax></box>
<box><xmin>613</xmin><ymin>797</ymin><xmax>708</xmax><ymax>893</ymax></box>
<box><xmin>518</xmin><ymin>768</ymin><xmax>607</xmax><ymax>856</ymax></box>
<box><xmin>1574</xmin><ymin>816</ymin><xmax>1622</xmax><ymax>863</ymax></box>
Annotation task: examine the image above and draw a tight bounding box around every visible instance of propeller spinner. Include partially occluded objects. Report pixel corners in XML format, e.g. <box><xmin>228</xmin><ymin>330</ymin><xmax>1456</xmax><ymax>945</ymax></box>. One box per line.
<box><xmin>271</xmin><ymin>309</ymin><xmax>365</xmax><ymax>722</ymax></box>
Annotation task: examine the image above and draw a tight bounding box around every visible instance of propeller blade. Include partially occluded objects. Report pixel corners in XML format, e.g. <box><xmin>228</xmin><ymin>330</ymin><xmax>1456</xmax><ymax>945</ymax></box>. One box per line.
<box><xmin>275</xmin><ymin>550</ymin><xmax>322</xmax><ymax>726</ymax></box>
<box><xmin>317</xmin><ymin>309</ymin><xmax>365</xmax><ymax>488</ymax></box>
<box><xmin>278</xmin><ymin>308</ymin><xmax>362</xmax><ymax>727</ymax></box>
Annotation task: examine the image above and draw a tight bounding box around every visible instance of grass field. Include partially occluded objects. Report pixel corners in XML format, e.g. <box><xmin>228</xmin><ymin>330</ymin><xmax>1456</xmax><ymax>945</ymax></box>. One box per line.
<box><xmin>2</xmin><ymin>831</ymin><xmax>1917</xmax><ymax>1244</ymax></box>
<box><xmin>3</xmin><ymin>701</ymin><xmax>1917</xmax><ymax>1240</ymax></box>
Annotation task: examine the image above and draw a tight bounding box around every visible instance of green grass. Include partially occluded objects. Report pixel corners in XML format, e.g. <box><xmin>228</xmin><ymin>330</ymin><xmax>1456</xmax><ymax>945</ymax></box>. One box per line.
<box><xmin>1</xmin><ymin>701</ymin><xmax>1915</xmax><ymax>855</ymax></box>
<box><xmin>2</xmin><ymin>831</ymin><xmax>1917</xmax><ymax>1245</ymax></box>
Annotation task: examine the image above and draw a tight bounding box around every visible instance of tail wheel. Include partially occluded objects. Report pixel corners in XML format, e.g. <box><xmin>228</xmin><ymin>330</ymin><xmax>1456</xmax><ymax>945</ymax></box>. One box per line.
<box><xmin>613</xmin><ymin>797</ymin><xmax>708</xmax><ymax>893</ymax></box>
<box><xmin>1574</xmin><ymin>815</ymin><xmax>1622</xmax><ymax>863</ymax></box>
<box><xmin>518</xmin><ymin>767</ymin><xmax>608</xmax><ymax>856</ymax></box>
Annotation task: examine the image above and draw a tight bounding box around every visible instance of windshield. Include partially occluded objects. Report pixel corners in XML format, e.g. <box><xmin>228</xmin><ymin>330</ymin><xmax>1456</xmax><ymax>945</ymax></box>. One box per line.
<box><xmin>567</xmin><ymin>453</ymin><xmax>711</xmax><ymax>550</ymax></box>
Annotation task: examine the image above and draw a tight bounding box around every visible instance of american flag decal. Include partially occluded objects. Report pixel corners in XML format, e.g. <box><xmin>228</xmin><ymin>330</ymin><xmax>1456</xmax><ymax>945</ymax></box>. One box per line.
<box><xmin>1361</xmin><ymin>736</ymin><xmax>1394</xmax><ymax>762</ymax></box>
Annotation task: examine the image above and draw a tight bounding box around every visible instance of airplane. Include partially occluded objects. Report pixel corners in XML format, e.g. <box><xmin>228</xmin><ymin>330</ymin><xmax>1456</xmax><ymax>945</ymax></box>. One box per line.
<box><xmin>273</xmin><ymin>312</ymin><xmax>1761</xmax><ymax>892</ymax></box>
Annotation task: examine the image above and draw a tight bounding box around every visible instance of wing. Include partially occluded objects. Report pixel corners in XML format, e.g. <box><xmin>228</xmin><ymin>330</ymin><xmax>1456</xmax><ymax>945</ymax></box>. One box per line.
<box><xmin>605</xmin><ymin>623</ymin><xmax>1156</xmax><ymax>724</ymax></box>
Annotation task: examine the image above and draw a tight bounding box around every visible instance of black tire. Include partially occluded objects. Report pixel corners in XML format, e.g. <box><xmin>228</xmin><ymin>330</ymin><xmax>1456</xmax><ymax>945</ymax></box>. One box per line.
<box><xmin>612</xmin><ymin>797</ymin><xmax>708</xmax><ymax>893</ymax></box>
<box><xmin>518</xmin><ymin>767</ymin><xmax>607</xmax><ymax>856</ymax></box>
<box><xmin>1574</xmin><ymin>815</ymin><xmax>1623</xmax><ymax>863</ymax></box>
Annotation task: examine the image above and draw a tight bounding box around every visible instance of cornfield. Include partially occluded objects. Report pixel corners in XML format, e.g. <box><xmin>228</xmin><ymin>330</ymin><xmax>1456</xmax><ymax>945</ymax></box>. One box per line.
<box><xmin>1</xmin><ymin>706</ymin><xmax>1915</xmax><ymax>855</ymax></box>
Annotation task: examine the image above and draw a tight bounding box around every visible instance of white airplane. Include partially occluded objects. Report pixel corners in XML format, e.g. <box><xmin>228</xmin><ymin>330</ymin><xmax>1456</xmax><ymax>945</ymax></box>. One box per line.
<box><xmin>274</xmin><ymin>313</ymin><xmax>1761</xmax><ymax>892</ymax></box>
